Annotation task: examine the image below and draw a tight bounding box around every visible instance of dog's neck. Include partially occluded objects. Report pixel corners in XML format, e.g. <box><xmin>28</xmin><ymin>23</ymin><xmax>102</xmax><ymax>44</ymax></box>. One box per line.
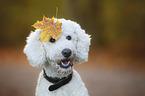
<box><xmin>43</xmin><ymin>62</ymin><xmax>71</xmax><ymax>78</ymax></box>
<box><xmin>43</xmin><ymin>68</ymin><xmax>73</xmax><ymax>91</ymax></box>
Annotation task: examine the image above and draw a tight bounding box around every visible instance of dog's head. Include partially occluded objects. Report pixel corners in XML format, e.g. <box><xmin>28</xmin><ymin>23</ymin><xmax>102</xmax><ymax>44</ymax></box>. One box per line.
<box><xmin>24</xmin><ymin>18</ymin><xmax>91</xmax><ymax>74</ymax></box>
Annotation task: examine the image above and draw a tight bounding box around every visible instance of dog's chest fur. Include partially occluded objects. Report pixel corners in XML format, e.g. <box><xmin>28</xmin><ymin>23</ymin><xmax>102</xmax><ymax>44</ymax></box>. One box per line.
<box><xmin>35</xmin><ymin>69</ymin><xmax>88</xmax><ymax>96</ymax></box>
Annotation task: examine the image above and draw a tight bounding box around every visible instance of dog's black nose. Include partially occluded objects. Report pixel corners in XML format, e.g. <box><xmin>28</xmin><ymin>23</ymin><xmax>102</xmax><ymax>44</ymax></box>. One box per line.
<box><xmin>62</xmin><ymin>48</ymin><xmax>72</xmax><ymax>58</ymax></box>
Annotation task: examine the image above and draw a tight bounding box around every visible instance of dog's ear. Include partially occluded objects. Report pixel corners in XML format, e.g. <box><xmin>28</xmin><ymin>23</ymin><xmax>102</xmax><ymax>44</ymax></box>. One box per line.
<box><xmin>75</xmin><ymin>25</ymin><xmax>91</xmax><ymax>64</ymax></box>
<box><xmin>24</xmin><ymin>29</ymin><xmax>47</xmax><ymax>67</ymax></box>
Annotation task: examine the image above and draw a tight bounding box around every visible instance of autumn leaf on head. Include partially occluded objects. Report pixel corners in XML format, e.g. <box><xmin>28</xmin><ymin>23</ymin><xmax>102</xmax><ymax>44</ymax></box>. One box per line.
<box><xmin>32</xmin><ymin>15</ymin><xmax>62</xmax><ymax>43</ymax></box>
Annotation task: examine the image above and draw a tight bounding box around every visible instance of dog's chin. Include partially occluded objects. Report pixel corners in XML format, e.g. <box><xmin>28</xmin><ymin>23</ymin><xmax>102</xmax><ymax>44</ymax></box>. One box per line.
<box><xmin>56</xmin><ymin>58</ymin><xmax>73</xmax><ymax>74</ymax></box>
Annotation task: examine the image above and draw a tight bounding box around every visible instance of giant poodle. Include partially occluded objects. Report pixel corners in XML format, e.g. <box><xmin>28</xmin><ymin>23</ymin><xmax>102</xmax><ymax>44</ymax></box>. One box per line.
<box><xmin>24</xmin><ymin>18</ymin><xmax>91</xmax><ymax>96</ymax></box>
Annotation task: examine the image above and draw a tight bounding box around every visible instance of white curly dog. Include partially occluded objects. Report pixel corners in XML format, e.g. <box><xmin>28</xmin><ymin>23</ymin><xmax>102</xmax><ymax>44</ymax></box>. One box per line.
<box><xmin>24</xmin><ymin>18</ymin><xmax>91</xmax><ymax>96</ymax></box>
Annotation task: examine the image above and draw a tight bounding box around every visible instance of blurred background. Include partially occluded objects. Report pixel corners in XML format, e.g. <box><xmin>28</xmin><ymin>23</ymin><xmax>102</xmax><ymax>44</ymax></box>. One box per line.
<box><xmin>0</xmin><ymin>0</ymin><xmax>145</xmax><ymax>96</ymax></box>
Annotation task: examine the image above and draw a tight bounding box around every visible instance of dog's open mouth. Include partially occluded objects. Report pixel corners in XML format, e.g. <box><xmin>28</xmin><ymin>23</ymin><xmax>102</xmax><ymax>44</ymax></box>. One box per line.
<box><xmin>58</xmin><ymin>59</ymin><xmax>73</xmax><ymax>69</ymax></box>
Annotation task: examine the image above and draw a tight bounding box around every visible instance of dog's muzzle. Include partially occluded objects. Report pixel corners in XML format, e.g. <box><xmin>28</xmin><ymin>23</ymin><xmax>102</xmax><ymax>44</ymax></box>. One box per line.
<box><xmin>57</xmin><ymin>48</ymin><xmax>74</xmax><ymax>69</ymax></box>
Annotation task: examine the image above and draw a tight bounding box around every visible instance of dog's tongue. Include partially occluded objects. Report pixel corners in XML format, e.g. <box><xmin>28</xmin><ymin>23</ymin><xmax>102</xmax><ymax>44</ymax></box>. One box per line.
<box><xmin>63</xmin><ymin>61</ymin><xmax>68</xmax><ymax>64</ymax></box>
<box><xmin>62</xmin><ymin>61</ymin><xmax>70</xmax><ymax>66</ymax></box>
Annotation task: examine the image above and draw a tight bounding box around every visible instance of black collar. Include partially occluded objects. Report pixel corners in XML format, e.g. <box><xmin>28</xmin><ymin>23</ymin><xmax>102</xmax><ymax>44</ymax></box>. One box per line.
<box><xmin>43</xmin><ymin>68</ymin><xmax>73</xmax><ymax>91</ymax></box>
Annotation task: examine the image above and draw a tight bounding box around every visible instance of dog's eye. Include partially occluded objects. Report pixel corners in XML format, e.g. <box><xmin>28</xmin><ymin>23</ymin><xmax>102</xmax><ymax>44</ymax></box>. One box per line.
<box><xmin>49</xmin><ymin>38</ymin><xmax>56</xmax><ymax>43</ymax></box>
<box><xmin>66</xmin><ymin>36</ymin><xmax>71</xmax><ymax>40</ymax></box>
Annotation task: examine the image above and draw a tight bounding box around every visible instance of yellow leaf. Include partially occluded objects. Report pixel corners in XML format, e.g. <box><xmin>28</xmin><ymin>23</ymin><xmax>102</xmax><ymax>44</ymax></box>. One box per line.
<box><xmin>32</xmin><ymin>15</ymin><xmax>62</xmax><ymax>43</ymax></box>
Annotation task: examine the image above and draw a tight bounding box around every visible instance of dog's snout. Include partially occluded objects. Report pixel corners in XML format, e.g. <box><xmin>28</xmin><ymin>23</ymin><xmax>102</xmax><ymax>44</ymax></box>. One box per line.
<box><xmin>62</xmin><ymin>48</ymin><xmax>72</xmax><ymax>58</ymax></box>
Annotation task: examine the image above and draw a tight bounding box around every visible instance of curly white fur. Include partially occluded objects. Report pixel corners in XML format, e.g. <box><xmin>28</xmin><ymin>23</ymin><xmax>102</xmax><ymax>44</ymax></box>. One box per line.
<box><xmin>24</xmin><ymin>18</ymin><xmax>91</xmax><ymax>96</ymax></box>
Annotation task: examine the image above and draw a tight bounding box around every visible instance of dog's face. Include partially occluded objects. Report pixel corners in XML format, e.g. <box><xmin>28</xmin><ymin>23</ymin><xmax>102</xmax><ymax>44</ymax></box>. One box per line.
<box><xmin>43</xmin><ymin>19</ymin><xmax>78</xmax><ymax>73</ymax></box>
<box><xmin>24</xmin><ymin>18</ymin><xmax>91</xmax><ymax>74</ymax></box>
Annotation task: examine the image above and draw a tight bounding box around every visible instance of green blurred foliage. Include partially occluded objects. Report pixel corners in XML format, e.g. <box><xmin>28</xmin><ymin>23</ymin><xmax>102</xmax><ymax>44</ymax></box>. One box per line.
<box><xmin>68</xmin><ymin>0</ymin><xmax>145</xmax><ymax>48</ymax></box>
<box><xmin>0</xmin><ymin>0</ymin><xmax>145</xmax><ymax>52</ymax></box>
<box><xmin>0</xmin><ymin>0</ymin><xmax>69</xmax><ymax>46</ymax></box>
